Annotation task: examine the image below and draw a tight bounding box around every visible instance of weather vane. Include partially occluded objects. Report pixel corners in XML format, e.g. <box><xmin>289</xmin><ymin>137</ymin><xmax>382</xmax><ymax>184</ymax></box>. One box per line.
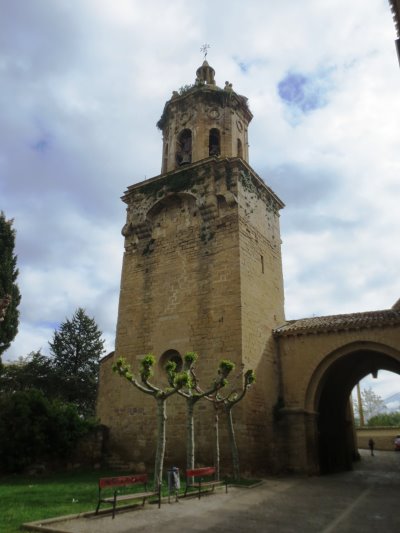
<box><xmin>200</xmin><ymin>43</ymin><xmax>210</xmax><ymax>60</ymax></box>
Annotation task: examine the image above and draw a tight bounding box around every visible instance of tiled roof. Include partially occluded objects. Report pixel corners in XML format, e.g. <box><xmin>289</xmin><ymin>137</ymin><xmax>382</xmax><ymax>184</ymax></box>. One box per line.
<box><xmin>273</xmin><ymin>308</ymin><xmax>400</xmax><ymax>337</ymax></box>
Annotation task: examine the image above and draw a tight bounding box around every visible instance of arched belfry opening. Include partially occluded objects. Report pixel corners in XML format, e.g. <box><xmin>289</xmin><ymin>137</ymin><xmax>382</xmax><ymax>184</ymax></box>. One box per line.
<box><xmin>176</xmin><ymin>129</ymin><xmax>192</xmax><ymax>167</ymax></box>
<box><xmin>312</xmin><ymin>346</ymin><xmax>400</xmax><ymax>474</ymax></box>
<box><xmin>237</xmin><ymin>138</ymin><xmax>243</xmax><ymax>158</ymax></box>
<box><xmin>209</xmin><ymin>128</ymin><xmax>220</xmax><ymax>156</ymax></box>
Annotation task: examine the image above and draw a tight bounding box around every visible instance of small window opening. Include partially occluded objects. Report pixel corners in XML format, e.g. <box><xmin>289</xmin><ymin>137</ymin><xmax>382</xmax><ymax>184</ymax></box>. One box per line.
<box><xmin>159</xmin><ymin>349</ymin><xmax>183</xmax><ymax>372</ymax></box>
<box><xmin>237</xmin><ymin>138</ymin><xmax>243</xmax><ymax>159</ymax></box>
<box><xmin>162</xmin><ymin>142</ymin><xmax>169</xmax><ymax>172</ymax></box>
<box><xmin>176</xmin><ymin>129</ymin><xmax>192</xmax><ymax>166</ymax></box>
<box><xmin>209</xmin><ymin>128</ymin><xmax>220</xmax><ymax>156</ymax></box>
<box><xmin>261</xmin><ymin>255</ymin><xmax>264</xmax><ymax>274</ymax></box>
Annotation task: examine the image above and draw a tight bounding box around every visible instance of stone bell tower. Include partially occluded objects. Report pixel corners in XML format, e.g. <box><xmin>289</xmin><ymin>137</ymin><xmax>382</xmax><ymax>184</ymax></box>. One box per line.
<box><xmin>97</xmin><ymin>61</ymin><xmax>286</xmax><ymax>473</ymax></box>
<box><xmin>158</xmin><ymin>61</ymin><xmax>251</xmax><ymax>172</ymax></box>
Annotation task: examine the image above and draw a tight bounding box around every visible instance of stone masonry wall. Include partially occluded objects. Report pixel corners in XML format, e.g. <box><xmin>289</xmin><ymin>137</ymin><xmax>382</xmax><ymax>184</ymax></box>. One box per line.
<box><xmin>97</xmin><ymin>157</ymin><xmax>287</xmax><ymax>474</ymax></box>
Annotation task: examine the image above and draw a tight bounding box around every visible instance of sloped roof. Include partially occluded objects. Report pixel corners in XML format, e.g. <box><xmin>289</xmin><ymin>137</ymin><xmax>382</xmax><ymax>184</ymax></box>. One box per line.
<box><xmin>273</xmin><ymin>308</ymin><xmax>400</xmax><ymax>337</ymax></box>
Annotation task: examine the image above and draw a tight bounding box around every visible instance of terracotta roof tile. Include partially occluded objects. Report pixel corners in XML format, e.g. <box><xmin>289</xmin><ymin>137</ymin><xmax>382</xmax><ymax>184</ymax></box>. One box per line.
<box><xmin>273</xmin><ymin>308</ymin><xmax>400</xmax><ymax>337</ymax></box>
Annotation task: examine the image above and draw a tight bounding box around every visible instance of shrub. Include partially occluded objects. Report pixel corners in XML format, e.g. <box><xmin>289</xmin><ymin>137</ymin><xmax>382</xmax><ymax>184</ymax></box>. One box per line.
<box><xmin>0</xmin><ymin>390</ymin><xmax>96</xmax><ymax>473</ymax></box>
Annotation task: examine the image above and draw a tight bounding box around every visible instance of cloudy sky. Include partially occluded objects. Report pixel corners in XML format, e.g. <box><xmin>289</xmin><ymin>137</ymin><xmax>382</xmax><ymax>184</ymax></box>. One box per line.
<box><xmin>1</xmin><ymin>0</ymin><xmax>399</xmax><ymax>398</ymax></box>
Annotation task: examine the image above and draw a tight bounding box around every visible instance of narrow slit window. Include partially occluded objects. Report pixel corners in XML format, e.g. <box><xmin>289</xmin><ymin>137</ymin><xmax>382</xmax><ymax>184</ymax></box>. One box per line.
<box><xmin>209</xmin><ymin>128</ymin><xmax>220</xmax><ymax>156</ymax></box>
<box><xmin>237</xmin><ymin>138</ymin><xmax>243</xmax><ymax>159</ymax></box>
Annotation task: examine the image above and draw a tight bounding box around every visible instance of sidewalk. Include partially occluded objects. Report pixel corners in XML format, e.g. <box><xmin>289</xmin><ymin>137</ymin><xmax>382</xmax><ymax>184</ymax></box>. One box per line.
<box><xmin>23</xmin><ymin>450</ymin><xmax>400</xmax><ymax>533</ymax></box>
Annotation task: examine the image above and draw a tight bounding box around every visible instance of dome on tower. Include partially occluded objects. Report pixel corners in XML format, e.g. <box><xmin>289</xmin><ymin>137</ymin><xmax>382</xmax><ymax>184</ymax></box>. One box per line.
<box><xmin>195</xmin><ymin>60</ymin><xmax>216</xmax><ymax>85</ymax></box>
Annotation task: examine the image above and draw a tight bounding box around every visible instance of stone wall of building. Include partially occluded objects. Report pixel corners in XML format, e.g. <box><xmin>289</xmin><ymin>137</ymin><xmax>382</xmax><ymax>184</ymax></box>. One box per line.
<box><xmin>356</xmin><ymin>426</ymin><xmax>400</xmax><ymax>451</ymax></box>
<box><xmin>97</xmin><ymin>157</ymin><xmax>287</xmax><ymax>474</ymax></box>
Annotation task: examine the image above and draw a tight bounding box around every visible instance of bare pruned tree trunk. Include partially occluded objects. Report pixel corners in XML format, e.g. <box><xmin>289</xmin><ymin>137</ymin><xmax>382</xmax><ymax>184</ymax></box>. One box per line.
<box><xmin>213</xmin><ymin>405</ymin><xmax>220</xmax><ymax>480</ymax></box>
<box><xmin>154</xmin><ymin>398</ymin><xmax>167</xmax><ymax>487</ymax></box>
<box><xmin>226</xmin><ymin>406</ymin><xmax>240</xmax><ymax>480</ymax></box>
<box><xmin>186</xmin><ymin>401</ymin><xmax>195</xmax><ymax>470</ymax></box>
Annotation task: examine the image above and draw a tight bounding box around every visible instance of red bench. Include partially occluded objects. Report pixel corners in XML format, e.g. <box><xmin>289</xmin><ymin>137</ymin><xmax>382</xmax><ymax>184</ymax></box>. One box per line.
<box><xmin>184</xmin><ymin>467</ymin><xmax>228</xmax><ymax>499</ymax></box>
<box><xmin>95</xmin><ymin>474</ymin><xmax>160</xmax><ymax>518</ymax></box>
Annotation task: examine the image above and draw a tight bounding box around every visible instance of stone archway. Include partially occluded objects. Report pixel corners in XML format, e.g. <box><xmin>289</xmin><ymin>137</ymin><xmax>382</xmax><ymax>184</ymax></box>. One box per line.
<box><xmin>305</xmin><ymin>342</ymin><xmax>400</xmax><ymax>474</ymax></box>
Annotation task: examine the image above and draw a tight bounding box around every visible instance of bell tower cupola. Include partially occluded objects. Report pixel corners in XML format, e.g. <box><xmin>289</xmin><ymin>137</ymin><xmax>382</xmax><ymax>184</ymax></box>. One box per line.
<box><xmin>157</xmin><ymin>61</ymin><xmax>253</xmax><ymax>173</ymax></box>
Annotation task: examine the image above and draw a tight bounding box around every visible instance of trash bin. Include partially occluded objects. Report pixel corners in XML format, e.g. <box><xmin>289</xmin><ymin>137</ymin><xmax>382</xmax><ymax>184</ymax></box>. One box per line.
<box><xmin>167</xmin><ymin>467</ymin><xmax>180</xmax><ymax>502</ymax></box>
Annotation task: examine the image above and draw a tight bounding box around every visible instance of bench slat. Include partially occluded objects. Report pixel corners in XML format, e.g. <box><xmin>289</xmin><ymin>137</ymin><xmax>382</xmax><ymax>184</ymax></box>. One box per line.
<box><xmin>186</xmin><ymin>467</ymin><xmax>215</xmax><ymax>477</ymax></box>
<box><xmin>101</xmin><ymin>491</ymin><xmax>157</xmax><ymax>503</ymax></box>
<box><xmin>99</xmin><ymin>474</ymin><xmax>147</xmax><ymax>489</ymax></box>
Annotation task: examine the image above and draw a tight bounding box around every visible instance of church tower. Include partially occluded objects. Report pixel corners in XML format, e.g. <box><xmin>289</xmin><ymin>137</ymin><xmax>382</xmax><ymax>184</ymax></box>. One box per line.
<box><xmin>98</xmin><ymin>61</ymin><xmax>286</xmax><ymax>472</ymax></box>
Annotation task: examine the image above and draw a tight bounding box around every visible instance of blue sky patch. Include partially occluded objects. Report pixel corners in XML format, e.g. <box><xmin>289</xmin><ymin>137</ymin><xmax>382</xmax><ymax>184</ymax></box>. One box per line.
<box><xmin>233</xmin><ymin>56</ymin><xmax>268</xmax><ymax>75</ymax></box>
<box><xmin>277</xmin><ymin>67</ymin><xmax>335</xmax><ymax>117</ymax></box>
<box><xmin>31</xmin><ymin>137</ymin><xmax>51</xmax><ymax>153</ymax></box>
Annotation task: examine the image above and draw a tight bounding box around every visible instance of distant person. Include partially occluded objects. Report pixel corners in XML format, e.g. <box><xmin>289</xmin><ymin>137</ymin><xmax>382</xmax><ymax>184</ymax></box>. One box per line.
<box><xmin>368</xmin><ymin>438</ymin><xmax>375</xmax><ymax>456</ymax></box>
<box><xmin>394</xmin><ymin>435</ymin><xmax>400</xmax><ymax>451</ymax></box>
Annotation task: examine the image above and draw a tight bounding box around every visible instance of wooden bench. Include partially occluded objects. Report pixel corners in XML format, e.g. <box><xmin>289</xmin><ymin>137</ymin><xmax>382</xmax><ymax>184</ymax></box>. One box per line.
<box><xmin>95</xmin><ymin>474</ymin><xmax>160</xmax><ymax>518</ymax></box>
<box><xmin>184</xmin><ymin>467</ymin><xmax>228</xmax><ymax>499</ymax></box>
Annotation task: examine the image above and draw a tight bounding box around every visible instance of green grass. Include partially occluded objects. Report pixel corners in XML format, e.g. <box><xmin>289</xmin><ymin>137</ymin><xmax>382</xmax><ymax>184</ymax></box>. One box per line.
<box><xmin>0</xmin><ymin>470</ymin><xmax>261</xmax><ymax>533</ymax></box>
<box><xmin>0</xmin><ymin>469</ymin><xmax>161</xmax><ymax>533</ymax></box>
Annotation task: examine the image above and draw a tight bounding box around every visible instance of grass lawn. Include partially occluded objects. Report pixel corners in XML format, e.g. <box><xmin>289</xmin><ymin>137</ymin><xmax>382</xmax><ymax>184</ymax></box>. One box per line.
<box><xmin>0</xmin><ymin>469</ymin><xmax>261</xmax><ymax>533</ymax></box>
<box><xmin>0</xmin><ymin>469</ymin><xmax>159</xmax><ymax>533</ymax></box>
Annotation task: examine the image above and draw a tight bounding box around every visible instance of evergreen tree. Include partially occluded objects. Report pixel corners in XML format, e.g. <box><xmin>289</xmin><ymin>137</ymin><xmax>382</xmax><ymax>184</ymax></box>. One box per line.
<box><xmin>0</xmin><ymin>212</ymin><xmax>21</xmax><ymax>358</ymax></box>
<box><xmin>49</xmin><ymin>308</ymin><xmax>105</xmax><ymax>415</ymax></box>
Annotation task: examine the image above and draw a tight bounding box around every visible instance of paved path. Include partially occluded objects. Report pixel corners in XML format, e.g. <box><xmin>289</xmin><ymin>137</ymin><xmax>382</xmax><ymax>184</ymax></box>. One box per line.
<box><xmin>25</xmin><ymin>450</ymin><xmax>400</xmax><ymax>533</ymax></box>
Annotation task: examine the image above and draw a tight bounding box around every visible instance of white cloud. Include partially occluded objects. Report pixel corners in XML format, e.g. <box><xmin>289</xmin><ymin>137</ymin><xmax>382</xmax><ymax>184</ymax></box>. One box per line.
<box><xmin>1</xmin><ymin>0</ymin><xmax>399</xmax><ymax>395</ymax></box>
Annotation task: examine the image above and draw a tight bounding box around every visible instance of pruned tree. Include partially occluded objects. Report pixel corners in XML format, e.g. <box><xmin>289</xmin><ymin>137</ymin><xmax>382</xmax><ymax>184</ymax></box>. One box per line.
<box><xmin>113</xmin><ymin>354</ymin><xmax>189</xmax><ymax>487</ymax></box>
<box><xmin>49</xmin><ymin>308</ymin><xmax>105</xmax><ymax>415</ymax></box>
<box><xmin>0</xmin><ymin>212</ymin><xmax>21</xmax><ymax>359</ymax></box>
<box><xmin>167</xmin><ymin>352</ymin><xmax>235</xmax><ymax>471</ymax></box>
<box><xmin>213</xmin><ymin>369</ymin><xmax>255</xmax><ymax>480</ymax></box>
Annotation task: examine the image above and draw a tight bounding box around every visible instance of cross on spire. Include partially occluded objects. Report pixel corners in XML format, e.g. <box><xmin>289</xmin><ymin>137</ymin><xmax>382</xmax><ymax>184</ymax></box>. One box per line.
<box><xmin>200</xmin><ymin>43</ymin><xmax>210</xmax><ymax>60</ymax></box>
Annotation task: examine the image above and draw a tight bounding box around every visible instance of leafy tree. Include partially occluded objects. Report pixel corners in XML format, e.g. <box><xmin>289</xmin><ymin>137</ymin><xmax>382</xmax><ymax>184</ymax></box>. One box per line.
<box><xmin>0</xmin><ymin>212</ymin><xmax>21</xmax><ymax>359</ymax></box>
<box><xmin>367</xmin><ymin>411</ymin><xmax>400</xmax><ymax>427</ymax></box>
<box><xmin>0</xmin><ymin>389</ymin><xmax>94</xmax><ymax>473</ymax></box>
<box><xmin>0</xmin><ymin>350</ymin><xmax>56</xmax><ymax>395</ymax></box>
<box><xmin>168</xmin><ymin>352</ymin><xmax>234</xmax><ymax>471</ymax></box>
<box><xmin>49</xmin><ymin>308</ymin><xmax>105</xmax><ymax>415</ymax></box>
<box><xmin>353</xmin><ymin>386</ymin><xmax>387</xmax><ymax>423</ymax></box>
<box><xmin>113</xmin><ymin>354</ymin><xmax>189</xmax><ymax>487</ymax></box>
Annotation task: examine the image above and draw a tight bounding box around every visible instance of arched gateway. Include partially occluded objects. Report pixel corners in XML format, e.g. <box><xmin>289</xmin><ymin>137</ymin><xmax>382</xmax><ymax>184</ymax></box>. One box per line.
<box><xmin>274</xmin><ymin>309</ymin><xmax>400</xmax><ymax>474</ymax></box>
<box><xmin>97</xmin><ymin>61</ymin><xmax>400</xmax><ymax>476</ymax></box>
